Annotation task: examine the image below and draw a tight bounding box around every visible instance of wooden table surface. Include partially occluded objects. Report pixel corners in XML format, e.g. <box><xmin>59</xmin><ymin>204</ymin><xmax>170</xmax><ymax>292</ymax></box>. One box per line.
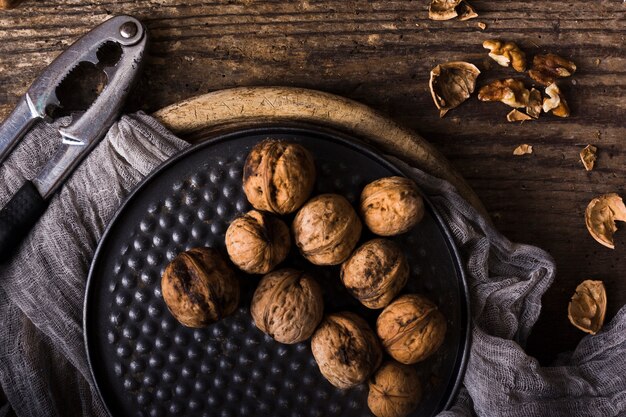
<box><xmin>1</xmin><ymin>0</ymin><xmax>624</xmax><ymax>364</ymax></box>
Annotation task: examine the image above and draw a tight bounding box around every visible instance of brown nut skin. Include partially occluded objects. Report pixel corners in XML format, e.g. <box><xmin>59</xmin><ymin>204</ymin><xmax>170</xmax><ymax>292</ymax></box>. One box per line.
<box><xmin>528</xmin><ymin>53</ymin><xmax>577</xmax><ymax>86</ymax></box>
<box><xmin>161</xmin><ymin>248</ymin><xmax>240</xmax><ymax>328</ymax></box>
<box><xmin>376</xmin><ymin>294</ymin><xmax>447</xmax><ymax>364</ymax></box>
<box><xmin>360</xmin><ymin>177</ymin><xmax>424</xmax><ymax>236</ymax></box>
<box><xmin>251</xmin><ymin>269</ymin><xmax>324</xmax><ymax>344</ymax></box>
<box><xmin>225</xmin><ymin>210</ymin><xmax>290</xmax><ymax>274</ymax></box>
<box><xmin>243</xmin><ymin>139</ymin><xmax>316</xmax><ymax>215</ymax></box>
<box><xmin>293</xmin><ymin>194</ymin><xmax>362</xmax><ymax>265</ymax></box>
<box><xmin>311</xmin><ymin>312</ymin><xmax>383</xmax><ymax>389</ymax></box>
<box><xmin>341</xmin><ymin>239</ymin><xmax>409</xmax><ymax>309</ymax></box>
<box><xmin>368</xmin><ymin>361</ymin><xmax>422</xmax><ymax>417</ymax></box>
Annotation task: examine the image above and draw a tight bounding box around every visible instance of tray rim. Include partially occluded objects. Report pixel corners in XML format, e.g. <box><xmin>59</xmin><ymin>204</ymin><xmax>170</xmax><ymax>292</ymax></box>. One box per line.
<box><xmin>84</xmin><ymin>124</ymin><xmax>471</xmax><ymax>417</ymax></box>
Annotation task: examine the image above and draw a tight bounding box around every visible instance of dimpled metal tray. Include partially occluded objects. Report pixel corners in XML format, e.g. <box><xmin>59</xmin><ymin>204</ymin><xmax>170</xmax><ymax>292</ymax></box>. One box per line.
<box><xmin>84</xmin><ymin>126</ymin><xmax>470</xmax><ymax>417</ymax></box>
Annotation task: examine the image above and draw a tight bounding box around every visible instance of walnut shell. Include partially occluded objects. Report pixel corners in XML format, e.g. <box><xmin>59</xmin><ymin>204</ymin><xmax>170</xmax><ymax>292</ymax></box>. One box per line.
<box><xmin>293</xmin><ymin>194</ymin><xmax>362</xmax><ymax>265</ymax></box>
<box><xmin>161</xmin><ymin>248</ymin><xmax>240</xmax><ymax>328</ymax></box>
<box><xmin>311</xmin><ymin>312</ymin><xmax>383</xmax><ymax>389</ymax></box>
<box><xmin>225</xmin><ymin>210</ymin><xmax>290</xmax><ymax>274</ymax></box>
<box><xmin>376</xmin><ymin>294</ymin><xmax>446</xmax><ymax>364</ymax></box>
<box><xmin>341</xmin><ymin>239</ymin><xmax>409</xmax><ymax>309</ymax></box>
<box><xmin>368</xmin><ymin>361</ymin><xmax>422</xmax><ymax>417</ymax></box>
<box><xmin>360</xmin><ymin>177</ymin><xmax>424</xmax><ymax>236</ymax></box>
<box><xmin>251</xmin><ymin>269</ymin><xmax>324</xmax><ymax>344</ymax></box>
<box><xmin>429</xmin><ymin>61</ymin><xmax>480</xmax><ymax>117</ymax></box>
<box><xmin>585</xmin><ymin>193</ymin><xmax>626</xmax><ymax>249</ymax></box>
<box><xmin>243</xmin><ymin>139</ymin><xmax>316</xmax><ymax>215</ymax></box>
<box><xmin>568</xmin><ymin>280</ymin><xmax>606</xmax><ymax>335</ymax></box>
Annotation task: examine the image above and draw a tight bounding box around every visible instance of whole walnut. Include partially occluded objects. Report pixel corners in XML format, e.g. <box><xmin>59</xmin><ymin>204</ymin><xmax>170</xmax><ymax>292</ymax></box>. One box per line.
<box><xmin>243</xmin><ymin>139</ymin><xmax>316</xmax><ymax>215</ymax></box>
<box><xmin>341</xmin><ymin>239</ymin><xmax>409</xmax><ymax>309</ymax></box>
<box><xmin>161</xmin><ymin>248</ymin><xmax>240</xmax><ymax>328</ymax></box>
<box><xmin>360</xmin><ymin>177</ymin><xmax>424</xmax><ymax>236</ymax></box>
<box><xmin>293</xmin><ymin>194</ymin><xmax>362</xmax><ymax>265</ymax></box>
<box><xmin>225</xmin><ymin>210</ymin><xmax>290</xmax><ymax>274</ymax></box>
<box><xmin>311</xmin><ymin>312</ymin><xmax>382</xmax><ymax>389</ymax></box>
<box><xmin>250</xmin><ymin>269</ymin><xmax>324</xmax><ymax>344</ymax></box>
<box><xmin>368</xmin><ymin>361</ymin><xmax>422</xmax><ymax>417</ymax></box>
<box><xmin>376</xmin><ymin>294</ymin><xmax>446</xmax><ymax>364</ymax></box>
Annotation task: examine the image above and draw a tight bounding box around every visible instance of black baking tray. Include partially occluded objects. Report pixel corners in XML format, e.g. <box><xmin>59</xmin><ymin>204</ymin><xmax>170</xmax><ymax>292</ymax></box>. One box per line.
<box><xmin>84</xmin><ymin>125</ymin><xmax>470</xmax><ymax>417</ymax></box>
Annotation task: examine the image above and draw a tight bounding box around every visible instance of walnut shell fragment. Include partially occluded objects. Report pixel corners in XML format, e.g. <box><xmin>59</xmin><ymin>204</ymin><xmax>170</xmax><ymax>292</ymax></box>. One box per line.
<box><xmin>513</xmin><ymin>144</ymin><xmax>533</xmax><ymax>155</ymax></box>
<box><xmin>428</xmin><ymin>0</ymin><xmax>478</xmax><ymax>21</ymax></box>
<box><xmin>580</xmin><ymin>145</ymin><xmax>597</xmax><ymax>171</ymax></box>
<box><xmin>341</xmin><ymin>239</ymin><xmax>409</xmax><ymax>309</ymax></box>
<box><xmin>243</xmin><ymin>139</ymin><xmax>316</xmax><ymax>215</ymax></box>
<box><xmin>507</xmin><ymin>110</ymin><xmax>533</xmax><ymax>122</ymax></box>
<box><xmin>161</xmin><ymin>248</ymin><xmax>240</xmax><ymax>328</ymax></box>
<box><xmin>568</xmin><ymin>280</ymin><xmax>606</xmax><ymax>335</ymax></box>
<box><xmin>376</xmin><ymin>294</ymin><xmax>447</xmax><ymax>364</ymax></box>
<box><xmin>429</xmin><ymin>61</ymin><xmax>480</xmax><ymax>117</ymax></box>
<box><xmin>526</xmin><ymin>88</ymin><xmax>542</xmax><ymax>119</ymax></box>
<box><xmin>483</xmin><ymin>40</ymin><xmax>526</xmax><ymax>72</ymax></box>
<box><xmin>311</xmin><ymin>312</ymin><xmax>383</xmax><ymax>389</ymax></box>
<box><xmin>478</xmin><ymin>78</ymin><xmax>530</xmax><ymax>108</ymax></box>
<box><xmin>543</xmin><ymin>83</ymin><xmax>570</xmax><ymax>118</ymax></box>
<box><xmin>368</xmin><ymin>361</ymin><xmax>422</xmax><ymax>417</ymax></box>
<box><xmin>293</xmin><ymin>194</ymin><xmax>362</xmax><ymax>265</ymax></box>
<box><xmin>585</xmin><ymin>193</ymin><xmax>626</xmax><ymax>249</ymax></box>
<box><xmin>251</xmin><ymin>269</ymin><xmax>324</xmax><ymax>344</ymax></box>
<box><xmin>528</xmin><ymin>53</ymin><xmax>577</xmax><ymax>86</ymax></box>
<box><xmin>225</xmin><ymin>210</ymin><xmax>290</xmax><ymax>274</ymax></box>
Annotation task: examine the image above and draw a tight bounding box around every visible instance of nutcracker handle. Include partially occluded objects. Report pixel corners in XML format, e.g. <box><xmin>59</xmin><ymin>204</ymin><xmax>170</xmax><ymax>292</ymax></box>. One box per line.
<box><xmin>0</xmin><ymin>181</ymin><xmax>47</xmax><ymax>262</ymax></box>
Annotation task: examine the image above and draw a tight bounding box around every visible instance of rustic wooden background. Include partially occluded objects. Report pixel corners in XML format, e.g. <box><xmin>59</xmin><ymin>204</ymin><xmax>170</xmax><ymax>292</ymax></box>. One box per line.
<box><xmin>1</xmin><ymin>0</ymin><xmax>624</xmax><ymax>364</ymax></box>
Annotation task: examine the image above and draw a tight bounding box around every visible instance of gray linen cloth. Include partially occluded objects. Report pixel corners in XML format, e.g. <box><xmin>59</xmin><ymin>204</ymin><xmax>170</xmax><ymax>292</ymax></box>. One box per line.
<box><xmin>0</xmin><ymin>112</ymin><xmax>624</xmax><ymax>417</ymax></box>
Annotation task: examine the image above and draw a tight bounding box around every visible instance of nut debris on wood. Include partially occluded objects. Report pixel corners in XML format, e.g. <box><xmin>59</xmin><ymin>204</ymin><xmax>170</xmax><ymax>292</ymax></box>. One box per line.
<box><xmin>507</xmin><ymin>109</ymin><xmax>533</xmax><ymax>122</ymax></box>
<box><xmin>580</xmin><ymin>145</ymin><xmax>597</xmax><ymax>171</ymax></box>
<box><xmin>513</xmin><ymin>144</ymin><xmax>533</xmax><ymax>155</ymax></box>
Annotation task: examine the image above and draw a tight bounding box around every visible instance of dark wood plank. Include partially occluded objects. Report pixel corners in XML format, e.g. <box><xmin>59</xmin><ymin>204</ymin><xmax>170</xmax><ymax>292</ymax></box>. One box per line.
<box><xmin>1</xmin><ymin>0</ymin><xmax>625</xmax><ymax>364</ymax></box>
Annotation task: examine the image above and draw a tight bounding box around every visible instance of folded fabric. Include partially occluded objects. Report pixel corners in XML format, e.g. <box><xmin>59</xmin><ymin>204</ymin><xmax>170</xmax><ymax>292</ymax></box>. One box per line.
<box><xmin>0</xmin><ymin>113</ymin><xmax>624</xmax><ymax>417</ymax></box>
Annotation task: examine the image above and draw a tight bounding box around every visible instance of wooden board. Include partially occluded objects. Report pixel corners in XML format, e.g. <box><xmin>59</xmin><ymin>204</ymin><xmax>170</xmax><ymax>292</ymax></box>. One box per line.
<box><xmin>1</xmin><ymin>0</ymin><xmax>625</xmax><ymax>364</ymax></box>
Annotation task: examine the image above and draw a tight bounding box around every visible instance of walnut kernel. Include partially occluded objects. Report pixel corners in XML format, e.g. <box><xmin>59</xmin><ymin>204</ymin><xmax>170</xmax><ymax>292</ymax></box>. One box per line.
<box><xmin>478</xmin><ymin>78</ymin><xmax>530</xmax><ymax>108</ymax></box>
<box><xmin>528</xmin><ymin>53</ymin><xmax>577</xmax><ymax>86</ymax></box>
<box><xmin>482</xmin><ymin>40</ymin><xmax>526</xmax><ymax>72</ymax></box>
<box><xmin>542</xmin><ymin>83</ymin><xmax>570</xmax><ymax>117</ymax></box>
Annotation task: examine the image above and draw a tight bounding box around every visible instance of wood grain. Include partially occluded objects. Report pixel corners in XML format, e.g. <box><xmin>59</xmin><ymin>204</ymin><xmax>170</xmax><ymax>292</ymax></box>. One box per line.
<box><xmin>1</xmin><ymin>0</ymin><xmax>625</xmax><ymax>364</ymax></box>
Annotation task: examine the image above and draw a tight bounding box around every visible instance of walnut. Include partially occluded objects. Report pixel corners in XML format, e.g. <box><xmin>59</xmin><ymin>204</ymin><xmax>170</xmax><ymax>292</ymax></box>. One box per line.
<box><xmin>428</xmin><ymin>0</ymin><xmax>477</xmax><ymax>21</ymax></box>
<box><xmin>376</xmin><ymin>294</ymin><xmax>446</xmax><ymax>364</ymax></box>
<box><xmin>360</xmin><ymin>177</ymin><xmax>424</xmax><ymax>236</ymax></box>
<box><xmin>507</xmin><ymin>110</ymin><xmax>532</xmax><ymax>122</ymax></box>
<box><xmin>568</xmin><ymin>280</ymin><xmax>606</xmax><ymax>335</ymax></box>
<box><xmin>580</xmin><ymin>145</ymin><xmax>597</xmax><ymax>171</ymax></box>
<box><xmin>243</xmin><ymin>139</ymin><xmax>316</xmax><ymax>215</ymax></box>
<box><xmin>542</xmin><ymin>83</ymin><xmax>570</xmax><ymax>117</ymax></box>
<box><xmin>513</xmin><ymin>144</ymin><xmax>533</xmax><ymax>155</ymax></box>
<box><xmin>341</xmin><ymin>239</ymin><xmax>409</xmax><ymax>309</ymax></box>
<box><xmin>528</xmin><ymin>53</ymin><xmax>577</xmax><ymax>86</ymax></box>
<box><xmin>429</xmin><ymin>61</ymin><xmax>481</xmax><ymax>117</ymax></box>
<box><xmin>526</xmin><ymin>88</ymin><xmax>543</xmax><ymax>119</ymax></box>
<box><xmin>225</xmin><ymin>210</ymin><xmax>290</xmax><ymax>274</ymax></box>
<box><xmin>161</xmin><ymin>248</ymin><xmax>240</xmax><ymax>328</ymax></box>
<box><xmin>293</xmin><ymin>194</ymin><xmax>362</xmax><ymax>265</ymax></box>
<box><xmin>585</xmin><ymin>193</ymin><xmax>626</xmax><ymax>249</ymax></box>
<box><xmin>482</xmin><ymin>40</ymin><xmax>526</xmax><ymax>72</ymax></box>
<box><xmin>250</xmin><ymin>269</ymin><xmax>324</xmax><ymax>344</ymax></box>
<box><xmin>478</xmin><ymin>78</ymin><xmax>530</xmax><ymax>108</ymax></box>
<box><xmin>311</xmin><ymin>312</ymin><xmax>383</xmax><ymax>389</ymax></box>
<box><xmin>368</xmin><ymin>361</ymin><xmax>422</xmax><ymax>417</ymax></box>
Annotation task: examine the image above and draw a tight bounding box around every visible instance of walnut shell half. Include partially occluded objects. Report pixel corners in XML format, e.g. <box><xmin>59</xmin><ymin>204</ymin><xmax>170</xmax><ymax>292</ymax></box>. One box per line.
<box><xmin>161</xmin><ymin>248</ymin><xmax>240</xmax><ymax>328</ymax></box>
<box><xmin>429</xmin><ymin>61</ymin><xmax>481</xmax><ymax>117</ymax></box>
<box><xmin>368</xmin><ymin>361</ymin><xmax>422</xmax><ymax>417</ymax></box>
<box><xmin>341</xmin><ymin>239</ymin><xmax>409</xmax><ymax>309</ymax></box>
<box><xmin>428</xmin><ymin>0</ymin><xmax>477</xmax><ymax>21</ymax></box>
<box><xmin>311</xmin><ymin>312</ymin><xmax>383</xmax><ymax>389</ymax></box>
<box><xmin>376</xmin><ymin>294</ymin><xmax>446</xmax><ymax>364</ymax></box>
<box><xmin>243</xmin><ymin>139</ymin><xmax>316</xmax><ymax>214</ymax></box>
<box><xmin>293</xmin><ymin>194</ymin><xmax>362</xmax><ymax>265</ymax></box>
<box><xmin>585</xmin><ymin>193</ymin><xmax>626</xmax><ymax>249</ymax></box>
<box><xmin>225</xmin><ymin>210</ymin><xmax>290</xmax><ymax>274</ymax></box>
<box><xmin>360</xmin><ymin>177</ymin><xmax>424</xmax><ymax>236</ymax></box>
<box><xmin>251</xmin><ymin>269</ymin><xmax>324</xmax><ymax>344</ymax></box>
<box><xmin>568</xmin><ymin>280</ymin><xmax>606</xmax><ymax>335</ymax></box>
